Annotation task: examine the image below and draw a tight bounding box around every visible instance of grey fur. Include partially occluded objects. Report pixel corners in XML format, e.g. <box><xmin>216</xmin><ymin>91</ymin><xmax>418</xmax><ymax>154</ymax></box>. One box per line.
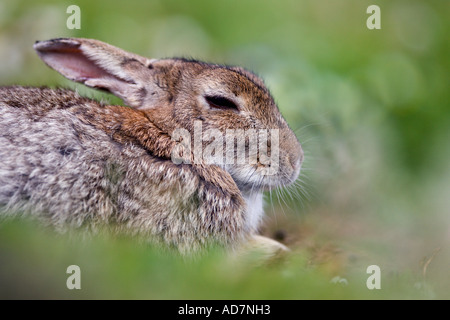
<box><xmin>0</xmin><ymin>87</ymin><xmax>246</xmax><ymax>253</ymax></box>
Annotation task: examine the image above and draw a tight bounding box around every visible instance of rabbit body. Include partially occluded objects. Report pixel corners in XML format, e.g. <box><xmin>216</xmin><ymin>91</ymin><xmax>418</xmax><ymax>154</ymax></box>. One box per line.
<box><xmin>0</xmin><ymin>86</ymin><xmax>247</xmax><ymax>253</ymax></box>
<box><xmin>0</xmin><ymin>38</ymin><xmax>303</xmax><ymax>253</ymax></box>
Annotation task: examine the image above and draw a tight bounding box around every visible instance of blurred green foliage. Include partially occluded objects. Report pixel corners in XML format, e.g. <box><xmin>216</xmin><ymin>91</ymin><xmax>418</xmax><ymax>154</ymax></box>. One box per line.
<box><xmin>0</xmin><ymin>0</ymin><xmax>449</xmax><ymax>299</ymax></box>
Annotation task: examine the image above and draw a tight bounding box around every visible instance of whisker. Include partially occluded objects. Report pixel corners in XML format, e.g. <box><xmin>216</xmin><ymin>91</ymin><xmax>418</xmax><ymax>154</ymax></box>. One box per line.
<box><xmin>275</xmin><ymin>187</ymin><xmax>288</xmax><ymax>218</ymax></box>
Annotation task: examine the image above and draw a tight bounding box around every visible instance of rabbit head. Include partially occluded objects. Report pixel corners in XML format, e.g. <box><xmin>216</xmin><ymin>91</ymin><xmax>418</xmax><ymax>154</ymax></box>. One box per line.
<box><xmin>34</xmin><ymin>38</ymin><xmax>303</xmax><ymax>194</ymax></box>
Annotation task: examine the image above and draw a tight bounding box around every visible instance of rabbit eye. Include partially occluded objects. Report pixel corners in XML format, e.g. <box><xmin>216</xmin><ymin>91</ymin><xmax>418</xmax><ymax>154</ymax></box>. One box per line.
<box><xmin>204</xmin><ymin>95</ymin><xmax>239</xmax><ymax>111</ymax></box>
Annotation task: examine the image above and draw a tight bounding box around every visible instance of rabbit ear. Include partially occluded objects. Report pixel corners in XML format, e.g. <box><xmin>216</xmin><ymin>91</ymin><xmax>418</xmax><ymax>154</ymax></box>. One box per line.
<box><xmin>34</xmin><ymin>38</ymin><xmax>164</xmax><ymax>108</ymax></box>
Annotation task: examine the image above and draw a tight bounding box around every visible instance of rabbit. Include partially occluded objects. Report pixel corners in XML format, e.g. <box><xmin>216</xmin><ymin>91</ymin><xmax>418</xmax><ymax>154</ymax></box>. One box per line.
<box><xmin>0</xmin><ymin>38</ymin><xmax>303</xmax><ymax>254</ymax></box>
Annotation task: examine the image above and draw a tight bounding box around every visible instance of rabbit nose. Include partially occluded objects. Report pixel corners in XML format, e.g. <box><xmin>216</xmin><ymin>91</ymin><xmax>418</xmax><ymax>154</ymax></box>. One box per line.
<box><xmin>280</xmin><ymin>128</ymin><xmax>303</xmax><ymax>171</ymax></box>
<box><xmin>289</xmin><ymin>144</ymin><xmax>303</xmax><ymax>171</ymax></box>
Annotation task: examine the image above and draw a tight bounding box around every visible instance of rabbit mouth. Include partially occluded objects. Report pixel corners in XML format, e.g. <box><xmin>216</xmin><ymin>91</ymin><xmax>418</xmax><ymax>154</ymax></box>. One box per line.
<box><xmin>224</xmin><ymin>161</ymin><xmax>301</xmax><ymax>193</ymax></box>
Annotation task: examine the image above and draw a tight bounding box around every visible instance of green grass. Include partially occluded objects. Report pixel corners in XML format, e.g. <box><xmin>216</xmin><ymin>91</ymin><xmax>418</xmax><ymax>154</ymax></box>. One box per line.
<box><xmin>0</xmin><ymin>219</ymin><xmax>443</xmax><ymax>299</ymax></box>
<box><xmin>0</xmin><ymin>0</ymin><xmax>449</xmax><ymax>299</ymax></box>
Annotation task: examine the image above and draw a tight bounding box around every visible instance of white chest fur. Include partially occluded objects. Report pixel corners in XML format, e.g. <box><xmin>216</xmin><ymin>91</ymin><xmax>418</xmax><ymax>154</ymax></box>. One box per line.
<box><xmin>242</xmin><ymin>191</ymin><xmax>264</xmax><ymax>232</ymax></box>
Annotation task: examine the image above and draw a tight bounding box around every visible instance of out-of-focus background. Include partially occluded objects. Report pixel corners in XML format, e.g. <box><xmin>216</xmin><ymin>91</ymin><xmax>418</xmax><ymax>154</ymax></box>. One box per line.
<box><xmin>0</xmin><ymin>0</ymin><xmax>448</xmax><ymax>299</ymax></box>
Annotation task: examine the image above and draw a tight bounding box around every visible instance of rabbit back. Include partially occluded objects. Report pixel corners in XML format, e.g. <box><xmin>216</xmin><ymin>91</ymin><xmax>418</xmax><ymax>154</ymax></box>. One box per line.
<box><xmin>0</xmin><ymin>86</ymin><xmax>126</xmax><ymax>225</ymax></box>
